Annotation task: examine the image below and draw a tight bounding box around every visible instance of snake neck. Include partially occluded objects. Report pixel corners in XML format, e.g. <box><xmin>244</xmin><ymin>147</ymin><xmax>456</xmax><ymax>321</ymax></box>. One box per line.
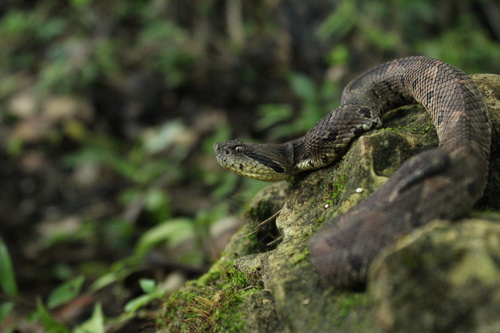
<box><xmin>290</xmin><ymin>137</ymin><xmax>319</xmax><ymax>172</ymax></box>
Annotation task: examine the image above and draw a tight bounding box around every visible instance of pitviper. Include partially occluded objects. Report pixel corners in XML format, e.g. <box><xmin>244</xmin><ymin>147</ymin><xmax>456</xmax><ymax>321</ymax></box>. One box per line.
<box><xmin>213</xmin><ymin>56</ymin><xmax>491</xmax><ymax>288</ymax></box>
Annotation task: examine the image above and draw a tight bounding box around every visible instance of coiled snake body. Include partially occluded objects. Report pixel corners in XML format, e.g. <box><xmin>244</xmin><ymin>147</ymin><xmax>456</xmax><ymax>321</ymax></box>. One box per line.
<box><xmin>214</xmin><ymin>56</ymin><xmax>491</xmax><ymax>288</ymax></box>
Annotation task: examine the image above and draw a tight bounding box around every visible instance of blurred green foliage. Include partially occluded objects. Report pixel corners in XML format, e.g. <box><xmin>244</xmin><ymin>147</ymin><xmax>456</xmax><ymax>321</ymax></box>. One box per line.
<box><xmin>317</xmin><ymin>0</ymin><xmax>500</xmax><ymax>73</ymax></box>
<box><xmin>257</xmin><ymin>72</ymin><xmax>341</xmax><ymax>139</ymax></box>
<box><xmin>0</xmin><ymin>1</ymin><xmax>197</xmax><ymax>96</ymax></box>
<box><xmin>0</xmin><ymin>239</ymin><xmax>17</xmax><ymax>299</ymax></box>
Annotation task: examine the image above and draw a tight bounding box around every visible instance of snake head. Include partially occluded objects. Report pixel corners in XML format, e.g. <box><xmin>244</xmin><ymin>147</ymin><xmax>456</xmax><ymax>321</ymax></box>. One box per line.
<box><xmin>213</xmin><ymin>140</ymin><xmax>294</xmax><ymax>182</ymax></box>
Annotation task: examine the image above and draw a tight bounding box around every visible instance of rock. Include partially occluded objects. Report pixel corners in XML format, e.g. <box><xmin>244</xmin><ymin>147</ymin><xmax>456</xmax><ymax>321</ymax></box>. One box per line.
<box><xmin>370</xmin><ymin>219</ymin><xmax>500</xmax><ymax>333</ymax></box>
<box><xmin>159</xmin><ymin>74</ymin><xmax>500</xmax><ymax>332</ymax></box>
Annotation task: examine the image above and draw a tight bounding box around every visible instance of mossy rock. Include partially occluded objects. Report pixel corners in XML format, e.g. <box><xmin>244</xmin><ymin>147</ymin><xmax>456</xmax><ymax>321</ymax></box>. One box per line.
<box><xmin>370</xmin><ymin>218</ymin><xmax>500</xmax><ymax>333</ymax></box>
<box><xmin>158</xmin><ymin>74</ymin><xmax>500</xmax><ymax>332</ymax></box>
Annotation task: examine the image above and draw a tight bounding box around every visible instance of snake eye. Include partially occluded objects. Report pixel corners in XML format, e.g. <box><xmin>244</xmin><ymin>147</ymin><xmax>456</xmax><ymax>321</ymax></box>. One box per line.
<box><xmin>235</xmin><ymin>146</ymin><xmax>243</xmax><ymax>153</ymax></box>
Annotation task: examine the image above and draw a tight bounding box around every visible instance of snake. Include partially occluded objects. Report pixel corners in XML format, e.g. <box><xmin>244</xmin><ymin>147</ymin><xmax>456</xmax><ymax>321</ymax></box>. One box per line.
<box><xmin>213</xmin><ymin>56</ymin><xmax>491</xmax><ymax>288</ymax></box>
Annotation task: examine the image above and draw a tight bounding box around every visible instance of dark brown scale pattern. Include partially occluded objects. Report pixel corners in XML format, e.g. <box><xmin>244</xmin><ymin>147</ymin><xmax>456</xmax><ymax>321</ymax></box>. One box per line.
<box><xmin>309</xmin><ymin>56</ymin><xmax>490</xmax><ymax>288</ymax></box>
<box><xmin>214</xmin><ymin>56</ymin><xmax>491</xmax><ymax>288</ymax></box>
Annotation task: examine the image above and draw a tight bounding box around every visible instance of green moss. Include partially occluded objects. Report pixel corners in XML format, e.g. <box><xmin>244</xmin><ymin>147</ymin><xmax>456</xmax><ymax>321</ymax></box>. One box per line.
<box><xmin>335</xmin><ymin>293</ymin><xmax>369</xmax><ymax>318</ymax></box>
<box><xmin>245</xmin><ymin>200</ymin><xmax>273</xmax><ymax>221</ymax></box>
<box><xmin>330</xmin><ymin>292</ymin><xmax>374</xmax><ymax>331</ymax></box>
<box><xmin>378</xmin><ymin>105</ymin><xmax>435</xmax><ymax>137</ymax></box>
<box><xmin>226</xmin><ymin>267</ymin><xmax>249</xmax><ymax>289</ymax></box>
<box><xmin>329</xmin><ymin>174</ymin><xmax>348</xmax><ymax>205</ymax></box>
<box><xmin>290</xmin><ymin>247</ymin><xmax>309</xmax><ymax>265</ymax></box>
<box><xmin>159</xmin><ymin>264</ymin><xmax>257</xmax><ymax>332</ymax></box>
<box><xmin>313</xmin><ymin>215</ymin><xmax>325</xmax><ymax>226</ymax></box>
<box><xmin>470</xmin><ymin>210</ymin><xmax>500</xmax><ymax>218</ymax></box>
<box><xmin>375</xmin><ymin>121</ymin><xmax>433</xmax><ymax>136</ymax></box>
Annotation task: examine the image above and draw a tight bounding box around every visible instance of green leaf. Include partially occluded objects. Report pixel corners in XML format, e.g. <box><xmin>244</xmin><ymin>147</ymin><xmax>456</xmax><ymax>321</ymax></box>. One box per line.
<box><xmin>7</xmin><ymin>137</ymin><xmax>23</xmax><ymax>157</ymax></box>
<box><xmin>135</xmin><ymin>218</ymin><xmax>195</xmax><ymax>256</ymax></box>
<box><xmin>36</xmin><ymin>299</ymin><xmax>70</xmax><ymax>333</ymax></box>
<box><xmin>290</xmin><ymin>73</ymin><xmax>317</xmax><ymax>103</ymax></box>
<box><xmin>74</xmin><ymin>303</ymin><xmax>105</xmax><ymax>333</ymax></box>
<box><xmin>47</xmin><ymin>276</ymin><xmax>85</xmax><ymax>309</ymax></box>
<box><xmin>139</xmin><ymin>279</ymin><xmax>156</xmax><ymax>294</ymax></box>
<box><xmin>211</xmin><ymin>172</ymin><xmax>239</xmax><ymax>199</ymax></box>
<box><xmin>316</xmin><ymin>0</ymin><xmax>357</xmax><ymax>40</ymax></box>
<box><xmin>69</xmin><ymin>0</ymin><xmax>91</xmax><ymax>9</ymax></box>
<box><xmin>256</xmin><ymin>104</ymin><xmax>293</xmax><ymax>131</ymax></box>
<box><xmin>144</xmin><ymin>188</ymin><xmax>170</xmax><ymax>220</ymax></box>
<box><xmin>327</xmin><ymin>44</ymin><xmax>349</xmax><ymax>65</ymax></box>
<box><xmin>143</xmin><ymin>120</ymin><xmax>185</xmax><ymax>154</ymax></box>
<box><xmin>0</xmin><ymin>238</ymin><xmax>17</xmax><ymax>297</ymax></box>
<box><xmin>0</xmin><ymin>301</ymin><xmax>14</xmax><ymax>322</ymax></box>
<box><xmin>124</xmin><ymin>293</ymin><xmax>159</xmax><ymax>313</ymax></box>
<box><xmin>88</xmin><ymin>272</ymin><xmax>119</xmax><ymax>293</ymax></box>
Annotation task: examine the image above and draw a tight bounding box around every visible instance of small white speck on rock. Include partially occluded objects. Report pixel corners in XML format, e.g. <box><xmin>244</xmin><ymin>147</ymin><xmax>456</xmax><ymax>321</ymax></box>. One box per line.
<box><xmin>356</xmin><ymin>187</ymin><xmax>363</xmax><ymax>193</ymax></box>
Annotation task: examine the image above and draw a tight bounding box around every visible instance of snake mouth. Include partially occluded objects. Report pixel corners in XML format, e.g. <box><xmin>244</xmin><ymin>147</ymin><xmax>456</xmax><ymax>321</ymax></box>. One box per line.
<box><xmin>216</xmin><ymin>157</ymin><xmax>288</xmax><ymax>181</ymax></box>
